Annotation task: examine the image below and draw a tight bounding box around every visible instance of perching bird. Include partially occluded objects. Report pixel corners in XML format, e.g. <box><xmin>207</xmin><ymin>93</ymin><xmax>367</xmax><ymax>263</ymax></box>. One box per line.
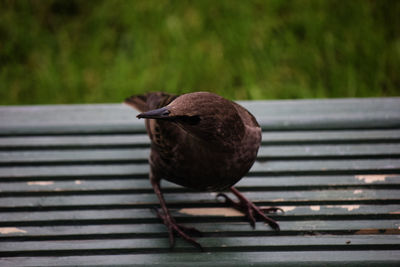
<box><xmin>125</xmin><ymin>92</ymin><xmax>281</xmax><ymax>250</ymax></box>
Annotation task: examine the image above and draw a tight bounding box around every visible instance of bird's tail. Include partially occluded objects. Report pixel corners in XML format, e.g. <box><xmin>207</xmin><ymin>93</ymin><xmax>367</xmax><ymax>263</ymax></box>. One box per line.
<box><xmin>124</xmin><ymin>94</ymin><xmax>150</xmax><ymax>112</ymax></box>
<box><xmin>124</xmin><ymin>92</ymin><xmax>177</xmax><ymax>112</ymax></box>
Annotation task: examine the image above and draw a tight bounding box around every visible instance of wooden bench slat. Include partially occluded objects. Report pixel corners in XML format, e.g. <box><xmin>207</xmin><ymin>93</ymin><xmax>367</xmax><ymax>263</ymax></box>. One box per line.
<box><xmin>1</xmin><ymin>175</ymin><xmax>398</xmax><ymax>194</ymax></box>
<box><xmin>0</xmin><ymin>149</ymin><xmax>150</xmax><ymax>163</ymax></box>
<box><xmin>4</xmin><ymin>251</ymin><xmax>400</xmax><ymax>267</ymax></box>
<box><xmin>251</xmin><ymin>159</ymin><xmax>400</xmax><ymax>173</ymax></box>
<box><xmin>2</xmin><ymin>251</ymin><xmax>399</xmax><ymax>267</ymax></box>
<box><xmin>1</xmin><ymin>220</ymin><xmax>398</xmax><ymax>238</ymax></box>
<box><xmin>1</xmin><ymin>190</ymin><xmax>399</xmax><ymax>208</ymax></box>
<box><xmin>1</xmin><ymin>235</ymin><xmax>399</xmax><ymax>254</ymax></box>
<box><xmin>1</xmin><ymin>143</ymin><xmax>399</xmax><ymax>164</ymax></box>
<box><xmin>1</xmin><ymin>159</ymin><xmax>399</xmax><ymax>180</ymax></box>
<box><xmin>1</xmin><ymin>98</ymin><xmax>399</xmax><ymax>135</ymax></box>
<box><xmin>0</xmin><ymin>135</ymin><xmax>150</xmax><ymax>148</ymax></box>
<box><xmin>1</xmin><ymin>205</ymin><xmax>399</xmax><ymax>224</ymax></box>
<box><xmin>237</xmin><ymin>175</ymin><xmax>400</xmax><ymax>187</ymax></box>
<box><xmin>1</xmin><ymin>129</ymin><xmax>400</xmax><ymax>149</ymax></box>
<box><xmin>258</xmin><ymin>144</ymin><xmax>400</xmax><ymax>158</ymax></box>
<box><xmin>262</xmin><ymin>129</ymin><xmax>400</xmax><ymax>143</ymax></box>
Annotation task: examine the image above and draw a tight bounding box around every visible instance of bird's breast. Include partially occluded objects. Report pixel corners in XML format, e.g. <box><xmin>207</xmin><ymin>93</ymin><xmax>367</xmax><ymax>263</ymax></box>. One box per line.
<box><xmin>151</xmin><ymin>128</ymin><xmax>261</xmax><ymax>191</ymax></box>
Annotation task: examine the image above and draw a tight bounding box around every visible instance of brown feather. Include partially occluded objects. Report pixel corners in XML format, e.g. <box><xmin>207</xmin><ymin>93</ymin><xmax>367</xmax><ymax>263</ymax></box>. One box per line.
<box><xmin>124</xmin><ymin>92</ymin><xmax>177</xmax><ymax>112</ymax></box>
<box><xmin>124</xmin><ymin>91</ymin><xmax>279</xmax><ymax>250</ymax></box>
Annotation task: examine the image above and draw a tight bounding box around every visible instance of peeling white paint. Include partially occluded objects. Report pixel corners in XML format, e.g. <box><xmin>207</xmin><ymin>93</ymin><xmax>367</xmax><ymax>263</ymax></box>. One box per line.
<box><xmin>280</xmin><ymin>206</ymin><xmax>296</xmax><ymax>212</ymax></box>
<box><xmin>327</xmin><ymin>205</ymin><xmax>360</xmax><ymax>211</ymax></box>
<box><xmin>353</xmin><ymin>189</ymin><xmax>363</xmax><ymax>194</ymax></box>
<box><xmin>27</xmin><ymin>181</ymin><xmax>54</xmax><ymax>186</ymax></box>
<box><xmin>179</xmin><ymin>207</ymin><xmax>244</xmax><ymax>217</ymax></box>
<box><xmin>0</xmin><ymin>227</ymin><xmax>27</xmax><ymax>234</ymax></box>
<box><xmin>341</xmin><ymin>205</ymin><xmax>360</xmax><ymax>211</ymax></box>
<box><xmin>355</xmin><ymin>174</ymin><xmax>393</xmax><ymax>184</ymax></box>
<box><xmin>310</xmin><ymin>206</ymin><xmax>320</xmax><ymax>211</ymax></box>
<box><xmin>75</xmin><ymin>180</ymin><xmax>82</xmax><ymax>185</ymax></box>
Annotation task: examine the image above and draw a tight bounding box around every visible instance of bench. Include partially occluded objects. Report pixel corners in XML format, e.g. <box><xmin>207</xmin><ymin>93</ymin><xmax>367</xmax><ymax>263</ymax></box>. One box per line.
<box><xmin>1</xmin><ymin>97</ymin><xmax>400</xmax><ymax>266</ymax></box>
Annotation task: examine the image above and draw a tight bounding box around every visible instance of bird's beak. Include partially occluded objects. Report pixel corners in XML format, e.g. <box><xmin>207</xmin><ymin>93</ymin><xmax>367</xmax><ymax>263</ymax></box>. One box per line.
<box><xmin>137</xmin><ymin>107</ymin><xmax>170</xmax><ymax>119</ymax></box>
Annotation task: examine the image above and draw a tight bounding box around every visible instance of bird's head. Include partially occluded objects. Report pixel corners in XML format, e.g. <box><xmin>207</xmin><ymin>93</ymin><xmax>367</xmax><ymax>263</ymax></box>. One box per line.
<box><xmin>137</xmin><ymin>92</ymin><xmax>245</xmax><ymax>145</ymax></box>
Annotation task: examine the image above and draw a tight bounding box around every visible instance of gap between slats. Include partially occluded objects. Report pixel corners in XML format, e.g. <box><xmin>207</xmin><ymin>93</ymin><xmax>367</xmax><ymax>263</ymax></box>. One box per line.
<box><xmin>0</xmin><ymin>236</ymin><xmax>399</xmax><ymax>258</ymax></box>
<box><xmin>0</xmin><ymin>159</ymin><xmax>400</xmax><ymax>181</ymax></box>
<box><xmin>1</xmin><ymin>175</ymin><xmax>400</xmax><ymax>193</ymax></box>
<box><xmin>1</xmin><ymin>143</ymin><xmax>400</xmax><ymax>166</ymax></box>
<box><xmin>2</xmin><ymin>184</ymin><xmax>400</xmax><ymax>197</ymax></box>
<box><xmin>1</xmin><ymin>129</ymin><xmax>400</xmax><ymax>150</ymax></box>
<box><xmin>3</xmin><ymin>198</ymin><xmax>400</xmax><ymax>212</ymax></box>
<box><xmin>1</xmin><ymin>220</ymin><xmax>399</xmax><ymax>242</ymax></box>
<box><xmin>1</xmin><ymin>206</ymin><xmax>400</xmax><ymax>227</ymax></box>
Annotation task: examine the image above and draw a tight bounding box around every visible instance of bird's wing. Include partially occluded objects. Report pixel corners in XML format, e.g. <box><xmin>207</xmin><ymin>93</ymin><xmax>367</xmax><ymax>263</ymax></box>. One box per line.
<box><xmin>124</xmin><ymin>92</ymin><xmax>177</xmax><ymax>112</ymax></box>
<box><xmin>231</xmin><ymin>101</ymin><xmax>260</xmax><ymax>128</ymax></box>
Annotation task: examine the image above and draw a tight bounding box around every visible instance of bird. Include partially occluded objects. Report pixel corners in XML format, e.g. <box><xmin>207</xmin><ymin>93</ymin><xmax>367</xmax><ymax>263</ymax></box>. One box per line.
<box><xmin>124</xmin><ymin>91</ymin><xmax>281</xmax><ymax>251</ymax></box>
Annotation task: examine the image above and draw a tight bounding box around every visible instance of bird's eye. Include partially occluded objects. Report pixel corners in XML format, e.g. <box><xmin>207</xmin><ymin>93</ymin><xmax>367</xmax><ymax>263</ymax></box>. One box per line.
<box><xmin>174</xmin><ymin>115</ymin><xmax>201</xmax><ymax>125</ymax></box>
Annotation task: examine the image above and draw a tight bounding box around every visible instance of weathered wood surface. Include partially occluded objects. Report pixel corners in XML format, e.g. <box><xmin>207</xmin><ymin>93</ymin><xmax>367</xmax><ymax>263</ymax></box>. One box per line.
<box><xmin>0</xmin><ymin>97</ymin><xmax>400</xmax><ymax>266</ymax></box>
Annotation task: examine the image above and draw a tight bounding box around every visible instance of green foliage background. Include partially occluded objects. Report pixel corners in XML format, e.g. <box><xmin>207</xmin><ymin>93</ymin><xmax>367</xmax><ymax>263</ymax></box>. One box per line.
<box><xmin>1</xmin><ymin>0</ymin><xmax>399</xmax><ymax>104</ymax></box>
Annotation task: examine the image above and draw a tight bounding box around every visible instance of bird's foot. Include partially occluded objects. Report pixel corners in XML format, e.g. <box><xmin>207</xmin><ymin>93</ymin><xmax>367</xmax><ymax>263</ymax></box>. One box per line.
<box><xmin>153</xmin><ymin>207</ymin><xmax>204</xmax><ymax>251</ymax></box>
<box><xmin>217</xmin><ymin>187</ymin><xmax>283</xmax><ymax>230</ymax></box>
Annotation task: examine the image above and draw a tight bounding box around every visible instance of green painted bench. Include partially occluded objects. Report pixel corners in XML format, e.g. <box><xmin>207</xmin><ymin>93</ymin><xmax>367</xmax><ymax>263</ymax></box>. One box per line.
<box><xmin>0</xmin><ymin>98</ymin><xmax>400</xmax><ymax>266</ymax></box>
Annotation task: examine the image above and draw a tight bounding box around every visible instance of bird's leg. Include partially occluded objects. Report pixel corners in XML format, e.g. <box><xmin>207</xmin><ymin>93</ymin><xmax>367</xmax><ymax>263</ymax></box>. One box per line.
<box><xmin>217</xmin><ymin>186</ymin><xmax>282</xmax><ymax>230</ymax></box>
<box><xmin>150</xmin><ymin>178</ymin><xmax>204</xmax><ymax>251</ymax></box>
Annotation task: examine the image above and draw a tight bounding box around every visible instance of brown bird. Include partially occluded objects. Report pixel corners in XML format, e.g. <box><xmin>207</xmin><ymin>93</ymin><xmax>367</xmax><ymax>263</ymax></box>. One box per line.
<box><xmin>125</xmin><ymin>92</ymin><xmax>281</xmax><ymax>250</ymax></box>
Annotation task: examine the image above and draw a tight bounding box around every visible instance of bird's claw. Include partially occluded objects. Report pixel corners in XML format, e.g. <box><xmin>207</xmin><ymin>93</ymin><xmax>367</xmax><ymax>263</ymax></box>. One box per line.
<box><xmin>217</xmin><ymin>193</ymin><xmax>242</xmax><ymax>210</ymax></box>
<box><xmin>217</xmin><ymin>190</ymin><xmax>282</xmax><ymax>231</ymax></box>
<box><xmin>153</xmin><ymin>207</ymin><xmax>204</xmax><ymax>251</ymax></box>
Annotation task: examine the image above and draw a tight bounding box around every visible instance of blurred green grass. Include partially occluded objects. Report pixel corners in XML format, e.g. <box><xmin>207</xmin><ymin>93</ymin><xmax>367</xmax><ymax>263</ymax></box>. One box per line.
<box><xmin>0</xmin><ymin>0</ymin><xmax>399</xmax><ymax>104</ymax></box>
